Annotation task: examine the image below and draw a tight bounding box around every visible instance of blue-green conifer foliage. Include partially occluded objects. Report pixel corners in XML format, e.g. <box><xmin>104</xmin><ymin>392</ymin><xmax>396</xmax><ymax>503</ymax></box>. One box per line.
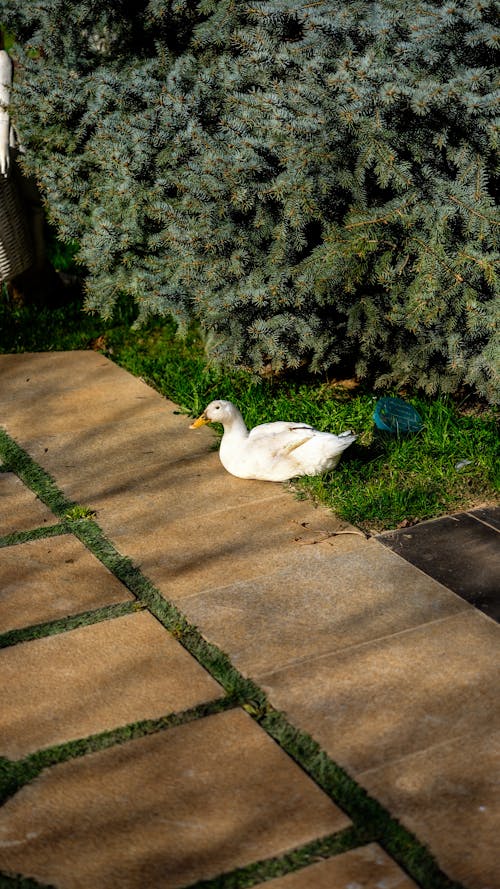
<box><xmin>2</xmin><ymin>0</ymin><xmax>498</xmax><ymax>401</ymax></box>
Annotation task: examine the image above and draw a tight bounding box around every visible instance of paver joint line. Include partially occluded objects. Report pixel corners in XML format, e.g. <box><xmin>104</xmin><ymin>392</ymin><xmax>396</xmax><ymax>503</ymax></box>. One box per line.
<box><xmin>0</xmin><ymin>524</ymin><xmax>71</xmax><ymax>549</ymax></box>
<box><xmin>0</xmin><ymin>600</ymin><xmax>144</xmax><ymax>651</ymax></box>
<box><xmin>466</xmin><ymin>511</ymin><xmax>500</xmax><ymax>534</ymax></box>
<box><xmin>258</xmin><ymin>608</ymin><xmax>474</xmax><ymax>680</ymax></box>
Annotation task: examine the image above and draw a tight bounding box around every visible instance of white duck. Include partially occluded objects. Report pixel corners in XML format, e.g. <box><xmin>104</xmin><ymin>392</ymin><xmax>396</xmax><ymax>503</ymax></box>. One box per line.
<box><xmin>190</xmin><ymin>399</ymin><xmax>356</xmax><ymax>482</ymax></box>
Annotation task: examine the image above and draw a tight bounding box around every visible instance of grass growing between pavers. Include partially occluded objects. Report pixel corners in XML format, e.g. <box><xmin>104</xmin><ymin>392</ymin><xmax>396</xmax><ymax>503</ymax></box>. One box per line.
<box><xmin>0</xmin><ymin>600</ymin><xmax>143</xmax><ymax>650</ymax></box>
<box><xmin>0</xmin><ymin>524</ymin><xmax>68</xmax><ymax>549</ymax></box>
<box><xmin>0</xmin><ymin>697</ymin><xmax>235</xmax><ymax>808</ymax></box>
<box><xmin>0</xmin><ymin>432</ymin><xmax>74</xmax><ymax>519</ymax></box>
<box><xmin>0</xmin><ymin>429</ymin><xmax>468</xmax><ymax>889</ymax></box>
<box><xmin>1</xmin><ymin>295</ymin><xmax>498</xmax><ymax>532</ymax></box>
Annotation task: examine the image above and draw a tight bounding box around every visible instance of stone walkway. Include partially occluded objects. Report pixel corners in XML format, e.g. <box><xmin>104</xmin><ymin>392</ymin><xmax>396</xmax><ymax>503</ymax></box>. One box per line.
<box><xmin>0</xmin><ymin>351</ymin><xmax>498</xmax><ymax>889</ymax></box>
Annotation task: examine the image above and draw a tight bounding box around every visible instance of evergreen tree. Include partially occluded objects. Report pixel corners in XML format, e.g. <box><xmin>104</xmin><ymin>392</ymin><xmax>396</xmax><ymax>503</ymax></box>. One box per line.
<box><xmin>1</xmin><ymin>0</ymin><xmax>498</xmax><ymax>401</ymax></box>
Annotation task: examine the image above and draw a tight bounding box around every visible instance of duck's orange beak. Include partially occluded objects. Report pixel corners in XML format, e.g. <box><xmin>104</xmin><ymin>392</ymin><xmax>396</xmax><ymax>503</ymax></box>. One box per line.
<box><xmin>189</xmin><ymin>413</ymin><xmax>209</xmax><ymax>429</ymax></box>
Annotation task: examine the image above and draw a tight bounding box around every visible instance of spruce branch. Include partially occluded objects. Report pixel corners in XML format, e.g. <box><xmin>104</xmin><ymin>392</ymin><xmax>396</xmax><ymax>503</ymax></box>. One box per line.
<box><xmin>409</xmin><ymin>235</ymin><xmax>483</xmax><ymax>293</ymax></box>
<box><xmin>344</xmin><ymin>197</ymin><xmax>418</xmax><ymax>230</ymax></box>
<box><xmin>448</xmin><ymin>195</ymin><xmax>500</xmax><ymax>226</ymax></box>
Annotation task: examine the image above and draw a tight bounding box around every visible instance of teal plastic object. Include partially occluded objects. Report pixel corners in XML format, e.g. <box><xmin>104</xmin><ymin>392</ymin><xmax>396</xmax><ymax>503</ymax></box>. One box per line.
<box><xmin>373</xmin><ymin>397</ymin><xmax>423</xmax><ymax>434</ymax></box>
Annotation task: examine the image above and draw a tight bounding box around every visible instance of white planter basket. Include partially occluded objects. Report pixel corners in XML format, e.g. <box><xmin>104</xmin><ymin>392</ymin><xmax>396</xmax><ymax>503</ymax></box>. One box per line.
<box><xmin>0</xmin><ymin>173</ymin><xmax>34</xmax><ymax>282</ymax></box>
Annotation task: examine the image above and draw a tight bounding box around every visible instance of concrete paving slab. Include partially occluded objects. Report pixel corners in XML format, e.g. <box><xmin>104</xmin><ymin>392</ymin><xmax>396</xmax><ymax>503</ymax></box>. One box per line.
<box><xmin>0</xmin><ymin>534</ymin><xmax>133</xmax><ymax>633</ymax></box>
<box><xmin>260</xmin><ymin>609</ymin><xmax>500</xmax><ymax>775</ymax></box>
<box><xmin>0</xmin><ymin>472</ymin><xmax>57</xmax><ymax>536</ymax></box>
<box><xmin>379</xmin><ymin>512</ymin><xmax>500</xmax><ymax>622</ymax></box>
<box><xmin>0</xmin><ymin>352</ymin><xmax>275</xmax><ymax>522</ymax></box>
<box><xmin>0</xmin><ymin>351</ymin><xmax>163</xmax><ymax>434</ymax></box>
<box><xmin>359</xmin><ymin>730</ymin><xmax>500</xmax><ymax>889</ymax></box>
<box><xmin>263</xmin><ymin>843</ymin><xmax>418</xmax><ymax>888</ymax></box>
<box><xmin>0</xmin><ymin>710</ymin><xmax>349</xmax><ymax>889</ymax></box>
<box><xmin>0</xmin><ymin>611</ymin><xmax>223</xmax><ymax>758</ymax></box>
<box><xmin>103</xmin><ymin>496</ymin><xmax>365</xmax><ymax>602</ymax></box>
<box><xmin>24</xmin><ymin>425</ymin><xmax>287</xmax><ymax>523</ymax></box>
<box><xmin>179</xmin><ymin>539</ymin><xmax>468</xmax><ymax>677</ymax></box>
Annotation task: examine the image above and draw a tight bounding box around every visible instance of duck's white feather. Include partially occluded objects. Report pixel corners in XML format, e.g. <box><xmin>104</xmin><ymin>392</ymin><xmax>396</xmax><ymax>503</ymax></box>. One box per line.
<box><xmin>190</xmin><ymin>399</ymin><xmax>356</xmax><ymax>482</ymax></box>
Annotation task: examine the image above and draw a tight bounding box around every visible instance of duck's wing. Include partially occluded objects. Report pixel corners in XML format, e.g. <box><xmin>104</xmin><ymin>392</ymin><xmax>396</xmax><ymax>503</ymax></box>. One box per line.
<box><xmin>249</xmin><ymin>420</ymin><xmax>315</xmax><ymax>440</ymax></box>
<box><xmin>248</xmin><ymin>422</ymin><xmax>317</xmax><ymax>460</ymax></box>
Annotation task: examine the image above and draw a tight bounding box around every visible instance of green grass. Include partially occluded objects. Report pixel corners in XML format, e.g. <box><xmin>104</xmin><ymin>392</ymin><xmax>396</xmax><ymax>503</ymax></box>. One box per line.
<box><xmin>1</xmin><ymin>291</ymin><xmax>498</xmax><ymax>530</ymax></box>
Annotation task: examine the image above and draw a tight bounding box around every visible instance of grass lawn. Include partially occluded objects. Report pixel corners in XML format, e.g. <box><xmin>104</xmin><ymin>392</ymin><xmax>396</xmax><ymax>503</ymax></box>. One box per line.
<box><xmin>1</xmin><ymin>291</ymin><xmax>498</xmax><ymax>532</ymax></box>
